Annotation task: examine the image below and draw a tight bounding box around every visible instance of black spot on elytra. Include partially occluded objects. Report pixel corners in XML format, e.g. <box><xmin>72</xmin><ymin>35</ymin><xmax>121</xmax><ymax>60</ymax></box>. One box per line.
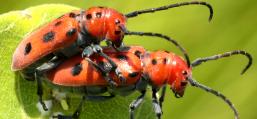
<box><xmin>96</xmin><ymin>12</ymin><xmax>102</xmax><ymax>18</ymax></box>
<box><xmin>43</xmin><ymin>31</ymin><xmax>55</xmax><ymax>42</ymax></box>
<box><xmin>69</xmin><ymin>12</ymin><xmax>76</xmax><ymax>18</ymax></box>
<box><xmin>24</xmin><ymin>42</ymin><xmax>32</xmax><ymax>55</ymax></box>
<box><xmin>163</xmin><ymin>58</ymin><xmax>167</xmax><ymax>64</ymax></box>
<box><xmin>66</xmin><ymin>28</ymin><xmax>77</xmax><ymax>37</ymax></box>
<box><xmin>55</xmin><ymin>21</ymin><xmax>62</xmax><ymax>26</ymax></box>
<box><xmin>134</xmin><ymin>50</ymin><xmax>141</xmax><ymax>58</ymax></box>
<box><xmin>129</xmin><ymin>72</ymin><xmax>139</xmax><ymax>78</ymax></box>
<box><xmin>98</xmin><ymin>6</ymin><xmax>104</xmax><ymax>8</ymax></box>
<box><xmin>86</xmin><ymin>14</ymin><xmax>92</xmax><ymax>20</ymax></box>
<box><xmin>71</xmin><ymin>63</ymin><xmax>82</xmax><ymax>76</ymax></box>
<box><xmin>115</xmin><ymin>30</ymin><xmax>121</xmax><ymax>35</ymax></box>
<box><xmin>152</xmin><ymin>59</ymin><xmax>157</xmax><ymax>65</ymax></box>
<box><xmin>116</xmin><ymin>54</ymin><xmax>127</xmax><ymax>61</ymax></box>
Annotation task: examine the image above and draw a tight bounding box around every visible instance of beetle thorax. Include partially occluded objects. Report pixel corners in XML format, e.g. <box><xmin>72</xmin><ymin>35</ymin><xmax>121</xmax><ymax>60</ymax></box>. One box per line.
<box><xmin>82</xmin><ymin>7</ymin><xmax>127</xmax><ymax>47</ymax></box>
<box><xmin>142</xmin><ymin>51</ymin><xmax>173</xmax><ymax>87</ymax></box>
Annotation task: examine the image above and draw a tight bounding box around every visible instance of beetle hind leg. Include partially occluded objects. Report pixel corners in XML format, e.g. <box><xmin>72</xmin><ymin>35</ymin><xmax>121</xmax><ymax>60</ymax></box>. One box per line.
<box><xmin>35</xmin><ymin>72</ymin><xmax>48</xmax><ymax>111</ymax></box>
<box><xmin>85</xmin><ymin>57</ymin><xmax>118</xmax><ymax>87</ymax></box>
<box><xmin>35</xmin><ymin>56</ymin><xmax>64</xmax><ymax>111</ymax></box>
<box><xmin>159</xmin><ymin>85</ymin><xmax>167</xmax><ymax>110</ymax></box>
<box><xmin>53</xmin><ymin>94</ymin><xmax>115</xmax><ymax>119</ymax></box>
<box><xmin>97</xmin><ymin>48</ymin><xmax>126</xmax><ymax>84</ymax></box>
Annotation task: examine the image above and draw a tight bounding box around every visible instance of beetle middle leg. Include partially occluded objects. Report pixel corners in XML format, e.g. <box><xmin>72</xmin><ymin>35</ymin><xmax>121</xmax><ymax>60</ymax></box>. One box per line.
<box><xmin>129</xmin><ymin>90</ymin><xmax>146</xmax><ymax>119</ymax></box>
<box><xmin>152</xmin><ymin>88</ymin><xmax>162</xmax><ymax>119</ymax></box>
<box><xmin>159</xmin><ymin>85</ymin><xmax>167</xmax><ymax>110</ymax></box>
<box><xmin>86</xmin><ymin>58</ymin><xmax>118</xmax><ymax>87</ymax></box>
<box><xmin>82</xmin><ymin>44</ymin><xmax>126</xmax><ymax>85</ymax></box>
<box><xmin>35</xmin><ymin>56</ymin><xmax>64</xmax><ymax>111</ymax></box>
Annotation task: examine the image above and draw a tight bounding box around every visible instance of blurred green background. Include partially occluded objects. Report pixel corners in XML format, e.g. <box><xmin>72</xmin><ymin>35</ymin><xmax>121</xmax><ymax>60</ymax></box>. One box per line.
<box><xmin>0</xmin><ymin>0</ymin><xmax>256</xmax><ymax>119</ymax></box>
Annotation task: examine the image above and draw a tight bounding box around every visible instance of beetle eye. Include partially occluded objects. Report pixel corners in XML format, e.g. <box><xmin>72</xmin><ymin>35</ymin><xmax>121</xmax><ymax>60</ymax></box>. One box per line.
<box><xmin>182</xmin><ymin>70</ymin><xmax>187</xmax><ymax>75</ymax></box>
<box><xmin>115</xmin><ymin>19</ymin><xmax>120</xmax><ymax>24</ymax></box>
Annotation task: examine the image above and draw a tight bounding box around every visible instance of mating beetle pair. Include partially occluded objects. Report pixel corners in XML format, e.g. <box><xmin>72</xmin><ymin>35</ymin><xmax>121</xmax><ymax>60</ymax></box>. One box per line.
<box><xmin>11</xmin><ymin>1</ymin><xmax>251</xmax><ymax>119</ymax></box>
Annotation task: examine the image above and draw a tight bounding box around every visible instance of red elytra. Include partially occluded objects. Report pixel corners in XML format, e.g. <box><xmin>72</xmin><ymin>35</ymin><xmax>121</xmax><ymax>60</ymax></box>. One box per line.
<box><xmin>47</xmin><ymin>46</ymin><xmax>145</xmax><ymax>86</ymax></box>
<box><xmin>12</xmin><ymin>12</ymin><xmax>80</xmax><ymax>71</ymax></box>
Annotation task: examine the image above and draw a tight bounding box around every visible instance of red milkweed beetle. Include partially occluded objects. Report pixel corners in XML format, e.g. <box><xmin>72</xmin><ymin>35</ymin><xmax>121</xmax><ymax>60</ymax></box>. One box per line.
<box><xmin>12</xmin><ymin>1</ymin><xmax>213</xmax><ymax>90</ymax></box>
<box><xmin>38</xmin><ymin>40</ymin><xmax>252</xmax><ymax>119</ymax></box>
<box><xmin>12</xmin><ymin>1</ymin><xmax>213</xmax><ymax>110</ymax></box>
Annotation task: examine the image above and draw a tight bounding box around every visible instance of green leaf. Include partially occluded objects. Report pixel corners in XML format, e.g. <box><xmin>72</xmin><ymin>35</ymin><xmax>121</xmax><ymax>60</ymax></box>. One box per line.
<box><xmin>0</xmin><ymin>4</ymin><xmax>154</xmax><ymax>119</ymax></box>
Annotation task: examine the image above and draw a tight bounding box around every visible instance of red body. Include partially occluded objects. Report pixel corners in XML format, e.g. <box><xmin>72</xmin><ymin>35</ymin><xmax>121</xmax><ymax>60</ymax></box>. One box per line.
<box><xmin>46</xmin><ymin>46</ymin><xmax>191</xmax><ymax>97</ymax></box>
<box><xmin>12</xmin><ymin>7</ymin><xmax>127</xmax><ymax>71</ymax></box>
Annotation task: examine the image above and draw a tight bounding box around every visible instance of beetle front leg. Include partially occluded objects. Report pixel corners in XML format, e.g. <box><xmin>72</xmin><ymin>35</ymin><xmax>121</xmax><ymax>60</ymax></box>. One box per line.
<box><xmin>105</xmin><ymin>40</ymin><xmax>125</xmax><ymax>52</ymax></box>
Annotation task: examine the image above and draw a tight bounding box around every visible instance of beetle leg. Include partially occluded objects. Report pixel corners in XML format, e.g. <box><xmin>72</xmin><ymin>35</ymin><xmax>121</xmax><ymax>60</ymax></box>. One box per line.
<box><xmin>85</xmin><ymin>58</ymin><xmax>118</xmax><ymax>87</ymax></box>
<box><xmin>105</xmin><ymin>40</ymin><xmax>113</xmax><ymax>48</ymax></box>
<box><xmin>159</xmin><ymin>85</ymin><xmax>167</xmax><ymax>110</ymax></box>
<box><xmin>94</xmin><ymin>45</ymin><xmax>126</xmax><ymax>84</ymax></box>
<box><xmin>129</xmin><ymin>90</ymin><xmax>146</xmax><ymax>119</ymax></box>
<box><xmin>35</xmin><ymin>56</ymin><xmax>64</xmax><ymax>111</ymax></box>
<box><xmin>105</xmin><ymin>40</ymin><xmax>125</xmax><ymax>52</ymax></box>
<box><xmin>53</xmin><ymin>96</ymin><xmax>85</xmax><ymax>119</ymax></box>
<box><xmin>81</xmin><ymin>46</ymin><xmax>94</xmax><ymax>58</ymax></box>
<box><xmin>53</xmin><ymin>94</ymin><xmax>115</xmax><ymax>119</ymax></box>
<box><xmin>69</xmin><ymin>95</ymin><xmax>85</xmax><ymax>119</ymax></box>
<box><xmin>35</xmin><ymin>72</ymin><xmax>48</xmax><ymax>111</ymax></box>
<box><xmin>83</xmin><ymin>44</ymin><xmax>126</xmax><ymax>85</ymax></box>
<box><xmin>152</xmin><ymin>88</ymin><xmax>162</xmax><ymax>119</ymax></box>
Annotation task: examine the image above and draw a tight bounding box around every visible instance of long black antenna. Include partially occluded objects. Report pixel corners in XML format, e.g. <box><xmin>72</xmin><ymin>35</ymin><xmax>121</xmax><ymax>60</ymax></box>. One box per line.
<box><xmin>186</xmin><ymin>77</ymin><xmax>239</xmax><ymax>119</ymax></box>
<box><xmin>124</xmin><ymin>30</ymin><xmax>190</xmax><ymax>67</ymax></box>
<box><xmin>191</xmin><ymin>50</ymin><xmax>252</xmax><ymax>74</ymax></box>
<box><xmin>125</xmin><ymin>1</ymin><xmax>213</xmax><ymax>22</ymax></box>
